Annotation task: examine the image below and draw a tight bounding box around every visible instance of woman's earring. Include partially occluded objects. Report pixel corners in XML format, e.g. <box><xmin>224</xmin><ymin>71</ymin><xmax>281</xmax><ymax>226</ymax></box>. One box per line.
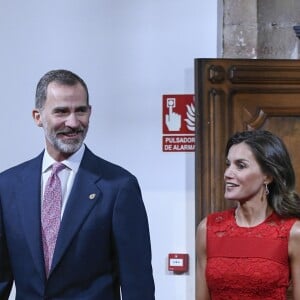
<box><xmin>265</xmin><ymin>183</ymin><xmax>269</xmax><ymax>195</ymax></box>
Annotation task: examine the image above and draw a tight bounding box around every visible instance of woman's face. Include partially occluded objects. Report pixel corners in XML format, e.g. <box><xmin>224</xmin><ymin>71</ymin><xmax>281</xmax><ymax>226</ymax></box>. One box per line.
<box><xmin>224</xmin><ymin>142</ymin><xmax>268</xmax><ymax>202</ymax></box>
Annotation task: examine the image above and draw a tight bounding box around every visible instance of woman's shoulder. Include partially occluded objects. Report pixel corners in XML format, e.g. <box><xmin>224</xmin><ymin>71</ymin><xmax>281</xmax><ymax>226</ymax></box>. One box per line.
<box><xmin>207</xmin><ymin>208</ymin><xmax>235</xmax><ymax>224</ymax></box>
<box><xmin>288</xmin><ymin>220</ymin><xmax>300</xmax><ymax>260</ymax></box>
<box><xmin>271</xmin><ymin>213</ymin><xmax>299</xmax><ymax>230</ymax></box>
<box><xmin>197</xmin><ymin>209</ymin><xmax>235</xmax><ymax>235</ymax></box>
<box><xmin>290</xmin><ymin>220</ymin><xmax>300</xmax><ymax>238</ymax></box>
<box><xmin>196</xmin><ymin>217</ymin><xmax>207</xmax><ymax>238</ymax></box>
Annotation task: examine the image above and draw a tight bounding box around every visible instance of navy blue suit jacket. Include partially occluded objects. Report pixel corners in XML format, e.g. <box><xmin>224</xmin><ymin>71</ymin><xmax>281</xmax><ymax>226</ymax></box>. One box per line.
<box><xmin>0</xmin><ymin>147</ymin><xmax>155</xmax><ymax>299</ymax></box>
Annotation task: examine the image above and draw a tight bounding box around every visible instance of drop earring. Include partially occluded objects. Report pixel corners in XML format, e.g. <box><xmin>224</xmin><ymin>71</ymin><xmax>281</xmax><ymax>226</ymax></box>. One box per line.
<box><xmin>265</xmin><ymin>183</ymin><xmax>269</xmax><ymax>195</ymax></box>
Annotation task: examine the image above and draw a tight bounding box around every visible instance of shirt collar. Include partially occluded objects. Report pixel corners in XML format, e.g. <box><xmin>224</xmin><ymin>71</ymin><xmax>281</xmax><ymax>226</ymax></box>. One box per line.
<box><xmin>42</xmin><ymin>144</ymin><xmax>85</xmax><ymax>173</ymax></box>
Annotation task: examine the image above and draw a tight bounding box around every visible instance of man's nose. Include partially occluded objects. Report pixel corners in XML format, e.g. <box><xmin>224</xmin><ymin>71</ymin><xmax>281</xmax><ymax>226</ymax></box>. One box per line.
<box><xmin>65</xmin><ymin>113</ymin><xmax>80</xmax><ymax>127</ymax></box>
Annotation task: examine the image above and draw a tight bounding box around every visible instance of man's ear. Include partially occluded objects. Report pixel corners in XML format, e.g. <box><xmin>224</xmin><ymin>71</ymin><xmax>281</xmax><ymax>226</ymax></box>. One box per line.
<box><xmin>32</xmin><ymin>109</ymin><xmax>43</xmax><ymax>127</ymax></box>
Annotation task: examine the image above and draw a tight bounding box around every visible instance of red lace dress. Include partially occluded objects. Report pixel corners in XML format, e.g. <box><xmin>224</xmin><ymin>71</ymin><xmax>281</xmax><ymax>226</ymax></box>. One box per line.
<box><xmin>206</xmin><ymin>209</ymin><xmax>297</xmax><ymax>300</ymax></box>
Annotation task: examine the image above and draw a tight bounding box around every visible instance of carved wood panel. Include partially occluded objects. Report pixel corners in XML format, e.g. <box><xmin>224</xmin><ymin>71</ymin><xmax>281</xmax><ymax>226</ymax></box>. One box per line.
<box><xmin>195</xmin><ymin>58</ymin><xmax>300</xmax><ymax>222</ymax></box>
<box><xmin>195</xmin><ymin>58</ymin><xmax>300</xmax><ymax>299</ymax></box>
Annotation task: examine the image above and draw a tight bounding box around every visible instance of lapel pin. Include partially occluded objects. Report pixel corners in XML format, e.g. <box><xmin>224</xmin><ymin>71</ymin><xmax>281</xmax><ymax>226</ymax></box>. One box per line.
<box><xmin>89</xmin><ymin>193</ymin><xmax>96</xmax><ymax>200</ymax></box>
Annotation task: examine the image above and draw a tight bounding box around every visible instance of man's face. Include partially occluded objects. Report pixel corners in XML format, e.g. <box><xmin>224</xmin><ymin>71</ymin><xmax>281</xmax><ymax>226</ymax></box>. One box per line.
<box><xmin>33</xmin><ymin>81</ymin><xmax>91</xmax><ymax>160</ymax></box>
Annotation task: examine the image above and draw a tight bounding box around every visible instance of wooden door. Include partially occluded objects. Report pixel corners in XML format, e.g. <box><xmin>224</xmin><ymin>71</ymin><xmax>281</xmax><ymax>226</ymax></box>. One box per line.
<box><xmin>195</xmin><ymin>58</ymin><xmax>300</xmax><ymax>299</ymax></box>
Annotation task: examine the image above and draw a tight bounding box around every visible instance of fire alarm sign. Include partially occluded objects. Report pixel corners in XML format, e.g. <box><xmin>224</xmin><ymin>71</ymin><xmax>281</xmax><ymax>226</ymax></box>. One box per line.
<box><xmin>162</xmin><ymin>94</ymin><xmax>195</xmax><ymax>152</ymax></box>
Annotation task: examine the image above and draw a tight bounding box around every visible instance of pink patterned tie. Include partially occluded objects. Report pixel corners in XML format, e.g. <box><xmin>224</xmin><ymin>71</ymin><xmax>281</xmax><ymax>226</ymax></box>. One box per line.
<box><xmin>41</xmin><ymin>162</ymin><xmax>65</xmax><ymax>277</ymax></box>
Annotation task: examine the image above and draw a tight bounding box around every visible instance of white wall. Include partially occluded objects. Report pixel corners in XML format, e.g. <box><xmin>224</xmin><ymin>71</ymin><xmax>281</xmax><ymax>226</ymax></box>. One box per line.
<box><xmin>0</xmin><ymin>1</ymin><xmax>218</xmax><ymax>299</ymax></box>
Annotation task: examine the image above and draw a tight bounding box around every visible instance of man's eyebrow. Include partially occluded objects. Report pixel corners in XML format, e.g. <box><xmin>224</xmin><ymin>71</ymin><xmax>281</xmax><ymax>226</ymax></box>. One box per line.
<box><xmin>52</xmin><ymin>106</ymin><xmax>68</xmax><ymax>111</ymax></box>
<box><xmin>74</xmin><ymin>105</ymin><xmax>90</xmax><ymax>111</ymax></box>
<box><xmin>52</xmin><ymin>105</ymin><xmax>89</xmax><ymax>111</ymax></box>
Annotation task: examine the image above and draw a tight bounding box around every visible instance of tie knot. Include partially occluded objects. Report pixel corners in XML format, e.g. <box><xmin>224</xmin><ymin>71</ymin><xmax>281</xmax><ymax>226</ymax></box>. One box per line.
<box><xmin>51</xmin><ymin>162</ymin><xmax>65</xmax><ymax>175</ymax></box>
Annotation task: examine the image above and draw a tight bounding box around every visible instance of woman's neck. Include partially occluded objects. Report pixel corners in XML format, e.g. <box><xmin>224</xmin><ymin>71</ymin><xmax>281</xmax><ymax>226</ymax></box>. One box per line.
<box><xmin>234</xmin><ymin>202</ymin><xmax>273</xmax><ymax>227</ymax></box>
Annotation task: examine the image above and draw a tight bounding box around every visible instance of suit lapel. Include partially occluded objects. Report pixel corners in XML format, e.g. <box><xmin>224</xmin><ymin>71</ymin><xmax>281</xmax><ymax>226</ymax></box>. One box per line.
<box><xmin>16</xmin><ymin>154</ymin><xmax>46</xmax><ymax>279</ymax></box>
<box><xmin>50</xmin><ymin>150</ymin><xmax>102</xmax><ymax>275</ymax></box>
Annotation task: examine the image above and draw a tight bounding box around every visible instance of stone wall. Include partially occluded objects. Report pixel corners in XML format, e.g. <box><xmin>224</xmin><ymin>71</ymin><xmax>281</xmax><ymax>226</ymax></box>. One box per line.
<box><xmin>222</xmin><ymin>0</ymin><xmax>300</xmax><ymax>58</ymax></box>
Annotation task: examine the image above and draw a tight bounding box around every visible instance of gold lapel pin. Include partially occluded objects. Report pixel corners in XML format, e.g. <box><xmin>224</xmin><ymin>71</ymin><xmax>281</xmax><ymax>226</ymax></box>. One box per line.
<box><xmin>89</xmin><ymin>193</ymin><xmax>96</xmax><ymax>200</ymax></box>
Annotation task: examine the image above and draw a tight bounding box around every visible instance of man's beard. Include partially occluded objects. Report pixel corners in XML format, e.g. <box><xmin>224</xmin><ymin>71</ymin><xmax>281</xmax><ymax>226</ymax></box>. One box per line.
<box><xmin>44</xmin><ymin>124</ymin><xmax>88</xmax><ymax>154</ymax></box>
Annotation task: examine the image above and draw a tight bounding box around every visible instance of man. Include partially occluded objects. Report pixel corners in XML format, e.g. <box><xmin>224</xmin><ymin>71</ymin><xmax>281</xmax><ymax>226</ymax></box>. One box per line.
<box><xmin>0</xmin><ymin>69</ymin><xmax>155</xmax><ymax>299</ymax></box>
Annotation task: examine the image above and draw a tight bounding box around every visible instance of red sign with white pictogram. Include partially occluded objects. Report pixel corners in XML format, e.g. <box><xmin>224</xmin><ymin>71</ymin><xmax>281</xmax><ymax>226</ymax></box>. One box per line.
<box><xmin>162</xmin><ymin>94</ymin><xmax>195</xmax><ymax>152</ymax></box>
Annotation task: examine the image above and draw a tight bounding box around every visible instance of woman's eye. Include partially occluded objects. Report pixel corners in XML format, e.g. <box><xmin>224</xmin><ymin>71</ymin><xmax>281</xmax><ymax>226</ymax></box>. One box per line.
<box><xmin>237</xmin><ymin>163</ymin><xmax>246</xmax><ymax>169</ymax></box>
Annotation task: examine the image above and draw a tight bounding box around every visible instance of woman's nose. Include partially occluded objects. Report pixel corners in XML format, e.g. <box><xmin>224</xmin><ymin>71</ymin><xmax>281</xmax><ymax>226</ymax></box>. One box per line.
<box><xmin>224</xmin><ymin>166</ymin><xmax>234</xmax><ymax>178</ymax></box>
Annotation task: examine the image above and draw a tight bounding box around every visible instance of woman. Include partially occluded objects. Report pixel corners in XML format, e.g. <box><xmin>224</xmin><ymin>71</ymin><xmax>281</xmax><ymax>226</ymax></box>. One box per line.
<box><xmin>196</xmin><ymin>130</ymin><xmax>300</xmax><ymax>300</ymax></box>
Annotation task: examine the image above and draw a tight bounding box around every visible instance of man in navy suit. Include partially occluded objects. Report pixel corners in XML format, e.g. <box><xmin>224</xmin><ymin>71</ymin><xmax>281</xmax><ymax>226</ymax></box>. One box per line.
<box><xmin>0</xmin><ymin>69</ymin><xmax>155</xmax><ymax>299</ymax></box>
